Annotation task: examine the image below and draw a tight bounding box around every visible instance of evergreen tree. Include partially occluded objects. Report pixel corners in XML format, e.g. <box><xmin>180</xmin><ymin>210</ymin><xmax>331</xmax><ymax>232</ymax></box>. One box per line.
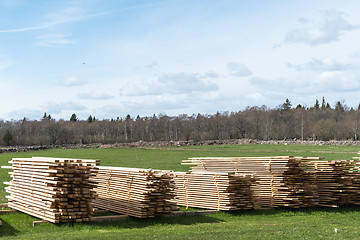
<box><xmin>70</xmin><ymin>113</ymin><xmax>78</xmax><ymax>122</ymax></box>
<box><xmin>335</xmin><ymin>101</ymin><xmax>345</xmax><ymax>111</ymax></box>
<box><xmin>321</xmin><ymin>97</ymin><xmax>326</xmax><ymax>110</ymax></box>
<box><xmin>87</xmin><ymin>115</ymin><xmax>93</xmax><ymax>123</ymax></box>
<box><xmin>314</xmin><ymin>99</ymin><xmax>320</xmax><ymax>110</ymax></box>
<box><xmin>282</xmin><ymin>98</ymin><xmax>292</xmax><ymax>110</ymax></box>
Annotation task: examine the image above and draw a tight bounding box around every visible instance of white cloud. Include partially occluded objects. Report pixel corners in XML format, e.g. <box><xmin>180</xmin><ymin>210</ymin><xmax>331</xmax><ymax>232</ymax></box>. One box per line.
<box><xmin>351</xmin><ymin>52</ymin><xmax>360</xmax><ymax>58</ymax></box>
<box><xmin>250</xmin><ymin>70</ymin><xmax>360</xmax><ymax>94</ymax></box>
<box><xmin>312</xmin><ymin>71</ymin><xmax>360</xmax><ymax>92</ymax></box>
<box><xmin>60</xmin><ymin>76</ymin><xmax>87</xmax><ymax>87</ymax></box>
<box><xmin>94</xmin><ymin>96</ymin><xmax>188</xmax><ymax>118</ymax></box>
<box><xmin>120</xmin><ymin>79</ymin><xmax>162</xmax><ymax>96</ymax></box>
<box><xmin>287</xmin><ymin>58</ymin><xmax>353</xmax><ymax>72</ymax></box>
<box><xmin>146</xmin><ymin>61</ymin><xmax>159</xmax><ymax>69</ymax></box>
<box><xmin>120</xmin><ymin>72</ymin><xmax>219</xmax><ymax>96</ymax></box>
<box><xmin>249</xmin><ymin>76</ymin><xmax>307</xmax><ymax>90</ymax></box>
<box><xmin>285</xmin><ymin>10</ymin><xmax>357</xmax><ymax>46</ymax></box>
<box><xmin>6</xmin><ymin>109</ymin><xmax>43</xmax><ymax>120</ymax></box>
<box><xmin>158</xmin><ymin>73</ymin><xmax>218</xmax><ymax>94</ymax></box>
<box><xmin>77</xmin><ymin>91</ymin><xmax>114</xmax><ymax>100</ymax></box>
<box><xmin>246</xmin><ymin>92</ymin><xmax>264</xmax><ymax>101</ymax></box>
<box><xmin>37</xmin><ymin>33</ymin><xmax>76</xmax><ymax>47</ymax></box>
<box><xmin>201</xmin><ymin>71</ymin><xmax>219</xmax><ymax>79</ymax></box>
<box><xmin>226</xmin><ymin>62</ymin><xmax>252</xmax><ymax>77</ymax></box>
<box><xmin>44</xmin><ymin>101</ymin><xmax>86</xmax><ymax>114</ymax></box>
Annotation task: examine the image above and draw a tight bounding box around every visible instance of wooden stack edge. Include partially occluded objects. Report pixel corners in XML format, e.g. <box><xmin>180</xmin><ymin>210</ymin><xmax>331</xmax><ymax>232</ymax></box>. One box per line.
<box><xmin>91</xmin><ymin>166</ymin><xmax>176</xmax><ymax>218</ymax></box>
<box><xmin>172</xmin><ymin>171</ymin><xmax>254</xmax><ymax>211</ymax></box>
<box><xmin>182</xmin><ymin>156</ymin><xmax>360</xmax><ymax>209</ymax></box>
<box><xmin>304</xmin><ymin>160</ymin><xmax>360</xmax><ymax>207</ymax></box>
<box><xmin>182</xmin><ymin>156</ymin><xmax>316</xmax><ymax>209</ymax></box>
<box><xmin>3</xmin><ymin>157</ymin><xmax>99</xmax><ymax>223</ymax></box>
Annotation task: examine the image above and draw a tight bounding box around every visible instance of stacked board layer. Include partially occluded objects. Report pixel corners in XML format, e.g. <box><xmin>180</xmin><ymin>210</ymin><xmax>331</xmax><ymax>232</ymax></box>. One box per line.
<box><xmin>91</xmin><ymin>166</ymin><xmax>176</xmax><ymax>218</ymax></box>
<box><xmin>303</xmin><ymin>159</ymin><xmax>360</xmax><ymax>207</ymax></box>
<box><xmin>4</xmin><ymin>157</ymin><xmax>99</xmax><ymax>223</ymax></box>
<box><xmin>172</xmin><ymin>171</ymin><xmax>254</xmax><ymax>210</ymax></box>
<box><xmin>182</xmin><ymin>156</ymin><xmax>318</xmax><ymax>209</ymax></box>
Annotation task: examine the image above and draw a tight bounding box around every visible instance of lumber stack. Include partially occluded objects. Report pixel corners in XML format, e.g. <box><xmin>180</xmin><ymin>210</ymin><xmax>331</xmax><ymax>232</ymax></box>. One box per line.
<box><xmin>303</xmin><ymin>159</ymin><xmax>360</xmax><ymax>207</ymax></box>
<box><xmin>172</xmin><ymin>171</ymin><xmax>254</xmax><ymax>210</ymax></box>
<box><xmin>304</xmin><ymin>160</ymin><xmax>344</xmax><ymax>207</ymax></box>
<box><xmin>4</xmin><ymin>157</ymin><xmax>99</xmax><ymax>223</ymax></box>
<box><xmin>182</xmin><ymin>156</ymin><xmax>316</xmax><ymax>209</ymax></box>
<box><xmin>91</xmin><ymin>166</ymin><xmax>175</xmax><ymax>218</ymax></box>
<box><xmin>345</xmin><ymin>159</ymin><xmax>360</xmax><ymax>205</ymax></box>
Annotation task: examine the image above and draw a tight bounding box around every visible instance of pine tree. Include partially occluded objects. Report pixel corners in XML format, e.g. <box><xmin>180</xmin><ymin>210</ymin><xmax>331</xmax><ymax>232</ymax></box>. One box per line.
<box><xmin>282</xmin><ymin>99</ymin><xmax>292</xmax><ymax>110</ymax></box>
<box><xmin>321</xmin><ymin>97</ymin><xmax>326</xmax><ymax>110</ymax></box>
<box><xmin>87</xmin><ymin>115</ymin><xmax>93</xmax><ymax>123</ymax></box>
<box><xmin>335</xmin><ymin>101</ymin><xmax>344</xmax><ymax>111</ymax></box>
<box><xmin>314</xmin><ymin>99</ymin><xmax>320</xmax><ymax>110</ymax></box>
<box><xmin>70</xmin><ymin>113</ymin><xmax>78</xmax><ymax>122</ymax></box>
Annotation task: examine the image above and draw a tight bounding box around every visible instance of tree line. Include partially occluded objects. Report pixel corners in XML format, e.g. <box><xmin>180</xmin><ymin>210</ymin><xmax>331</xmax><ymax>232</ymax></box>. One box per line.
<box><xmin>1</xmin><ymin>98</ymin><xmax>360</xmax><ymax>146</ymax></box>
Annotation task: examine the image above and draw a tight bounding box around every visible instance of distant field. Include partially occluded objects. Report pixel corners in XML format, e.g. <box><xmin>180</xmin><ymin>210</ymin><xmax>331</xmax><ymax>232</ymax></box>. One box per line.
<box><xmin>1</xmin><ymin>144</ymin><xmax>360</xmax><ymax>239</ymax></box>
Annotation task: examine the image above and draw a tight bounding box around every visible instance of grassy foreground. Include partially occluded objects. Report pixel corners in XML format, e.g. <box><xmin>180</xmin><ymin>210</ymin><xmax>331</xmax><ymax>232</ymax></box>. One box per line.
<box><xmin>1</xmin><ymin>144</ymin><xmax>360</xmax><ymax>239</ymax></box>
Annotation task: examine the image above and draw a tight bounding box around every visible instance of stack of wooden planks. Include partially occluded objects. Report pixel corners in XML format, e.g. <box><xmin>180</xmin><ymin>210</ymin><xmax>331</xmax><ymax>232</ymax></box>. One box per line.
<box><xmin>344</xmin><ymin>159</ymin><xmax>360</xmax><ymax>205</ymax></box>
<box><xmin>172</xmin><ymin>171</ymin><xmax>254</xmax><ymax>210</ymax></box>
<box><xmin>182</xmin><ymin>156</ymin><xmax>317</xmax><ymax>209</ymax></box>
<box><xmin>3</xmin><ymin>157</ymin><xmax>99</xmax><ymax>223</ymax></box>
<box><xmin>303</xmin><ymin>159</ymin><xmax>360</xmax><ymax>207</ymax></box>
<box><xmin>91</xmin><ymin>166</ymin><xmax>176</xmax><ymax>218</ymax></box>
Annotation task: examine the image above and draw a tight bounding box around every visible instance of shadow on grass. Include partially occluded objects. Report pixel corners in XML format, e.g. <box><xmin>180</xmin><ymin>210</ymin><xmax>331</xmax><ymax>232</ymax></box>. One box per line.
<box><xmin>67</xmin><ymin>214</ymin><xmax>224</xmax><ymax>229</ymax></box>
<box><xmin>227</xmin><ymin>205</ymin><xmax>360</xmax><ymax>217</ymax></box>
<box><xmin>0</xmin><ymin>218</ymin><xmax>20</xmax><ymax>237</ymax></box>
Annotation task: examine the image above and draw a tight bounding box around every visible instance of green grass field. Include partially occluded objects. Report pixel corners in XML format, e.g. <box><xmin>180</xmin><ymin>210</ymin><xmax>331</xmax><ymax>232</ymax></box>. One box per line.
<box><xmin>1</xmin><ymin>144</ymin><xmax>360</xmax><ymax>239</ymax></box>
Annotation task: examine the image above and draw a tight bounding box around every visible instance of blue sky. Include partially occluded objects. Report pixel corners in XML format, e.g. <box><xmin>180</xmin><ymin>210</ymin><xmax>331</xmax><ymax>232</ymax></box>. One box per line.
<box><xmin>0</xmin><ymin>0</ymin><xmax>360</xmax><ymax>120</ymax></box>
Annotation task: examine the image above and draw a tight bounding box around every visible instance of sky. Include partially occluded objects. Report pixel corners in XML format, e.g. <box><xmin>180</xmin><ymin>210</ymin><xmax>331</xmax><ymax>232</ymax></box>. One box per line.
<box><xmin>0</xmin><ymin>0</ymin><xmax>360</xmax><ymax>120</ymax></box>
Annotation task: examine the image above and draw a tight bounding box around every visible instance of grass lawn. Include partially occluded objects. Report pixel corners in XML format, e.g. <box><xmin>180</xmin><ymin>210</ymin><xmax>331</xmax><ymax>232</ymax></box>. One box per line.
<box><xmin>1</xmin><ymin>144</ymin><xmax>360</xmax><ymax>239</ymax></box>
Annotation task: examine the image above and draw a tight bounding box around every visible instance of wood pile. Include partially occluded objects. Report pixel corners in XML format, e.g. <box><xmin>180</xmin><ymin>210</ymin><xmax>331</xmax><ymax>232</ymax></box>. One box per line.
<box><xmin>303</xmin><ymin>159</ymin><xmax>360</xmax><ymax>207</ymax></box>
<box><xmin>182</xmin><ymin>156</ymin><xmax>317</xmax><ymax>209</ymax></box>
<box><xmin>91</xmin><ymin>166</ymin><xmax>176</xmax><ymax>218</ymax></box>
<box><xmin>302</xmin><ymin>161</ymin><xmax>341</xmax><ymax>207</ymax></box>
<box><xmin>172</xmin><ymin>171</ymin><xmax>254</xmax><ymax>210</ymax></box>
<box><xmin>3</xmin><ymin>157</ymin><xmax>99</xmax><ymax>223</ymax></box>
<box><xmin>345</xmin><ymin>159</ymin><xmax>360</xmax><ymax>205</ymax></box>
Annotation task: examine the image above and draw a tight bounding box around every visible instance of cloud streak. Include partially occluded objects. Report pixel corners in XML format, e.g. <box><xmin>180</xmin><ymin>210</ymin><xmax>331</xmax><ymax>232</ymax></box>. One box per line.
<box><xmin>120</xmin><ymin>72</ymin><xmax>219</xmax><ymax>97</ymax></box>
<box><xmin>37</xmin><ymin>33</ymin><xmax>76</xmax><ymax>47</ymax></box>
<box><xmin>60</xmin><ymin>77</ymin><xmax>87</xmax><ymax>87</ymax></box>
<box><xmin>44</xmin><ymin>101</ymin><xmax>86</xmax><ymax>114</ymax></box>
<box><xmin>77</xmin><ymin>91</ymin><xmax>114</xmax><ymax>100</ymax></box>
<box><xmin>287</xmin><ymin>58</ymin><xmax>354</xmax><ymax>72</ymax></box>
<box><xmin>250</xmin><ymin>70</ymin><xmax>360</xmax><ymax>94</ymax></box>
<box><xmin>0</xmin><ymin>6</ymin><xmax>100</xmax><ymax>33</ymax></box>
<box><xmin>226</xmin><ymin>62</ymin><xmax>253</xmax><ymax>77</ymax></box>
<box><xmin>285</xmin><ymin>10</ymin><xmax>357</xmax><ymax>45</ymax></box>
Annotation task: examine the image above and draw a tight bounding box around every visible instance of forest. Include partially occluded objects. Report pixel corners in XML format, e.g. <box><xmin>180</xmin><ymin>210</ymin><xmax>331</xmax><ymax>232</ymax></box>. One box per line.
<box><xmin>1</xmin><ymin>98</ymin><xmax>360</xmax><ymax>146</ymax></box>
